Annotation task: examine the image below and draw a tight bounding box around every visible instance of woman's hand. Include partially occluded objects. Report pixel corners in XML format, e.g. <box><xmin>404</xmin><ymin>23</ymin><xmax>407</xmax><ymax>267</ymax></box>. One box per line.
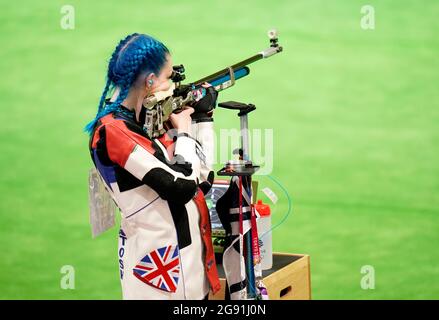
<box><xmin>169</xmin><ymin>106</ymin><xmax>194</xmax><ymax>135</ymax></box>
<box><xmin>191</xmin><ymin>83</ymin><xmax>217</xmax><ymax>121</ymax></box>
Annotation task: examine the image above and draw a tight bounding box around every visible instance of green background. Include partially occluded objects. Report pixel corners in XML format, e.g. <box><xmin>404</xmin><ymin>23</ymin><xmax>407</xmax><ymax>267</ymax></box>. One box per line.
<box><xmin>1</xmin><ymin>0</ymin><xmax>438</xmax><ymax>299</ymax></box>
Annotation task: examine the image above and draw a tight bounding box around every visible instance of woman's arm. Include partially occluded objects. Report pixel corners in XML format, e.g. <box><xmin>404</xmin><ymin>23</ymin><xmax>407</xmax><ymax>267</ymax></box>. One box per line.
<box><xmin>98</xmin><ymin>118</ymin><xmax>201</xmax><ymax>205</ymax></box>
<box><xmin>191</xmin><ymin>118</ymin><xmax>215</xmax><ymax>194</ymax></box>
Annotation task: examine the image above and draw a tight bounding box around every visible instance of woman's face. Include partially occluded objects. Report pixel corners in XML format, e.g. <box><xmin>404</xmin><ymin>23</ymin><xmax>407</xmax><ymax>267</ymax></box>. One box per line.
<box><xmin>150</xmin><ymin>54</ymin><xmax>173</xmax><ymax>94</ymax></box>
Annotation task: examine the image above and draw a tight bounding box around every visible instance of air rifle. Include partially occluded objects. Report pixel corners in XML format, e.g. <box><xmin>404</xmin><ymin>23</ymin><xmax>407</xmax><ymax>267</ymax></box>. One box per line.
<box><xmin>140</xmin><ymin>29</ymin><xmax>283</xmax><ymax>138</ymax></box>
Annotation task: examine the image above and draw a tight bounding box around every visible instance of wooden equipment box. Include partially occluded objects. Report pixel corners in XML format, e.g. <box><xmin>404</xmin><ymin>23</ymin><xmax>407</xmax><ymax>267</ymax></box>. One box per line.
<box><xmin>209</xmin><ymin>253</ymin><xmax>311</xmax><ymax>300</ymax></box>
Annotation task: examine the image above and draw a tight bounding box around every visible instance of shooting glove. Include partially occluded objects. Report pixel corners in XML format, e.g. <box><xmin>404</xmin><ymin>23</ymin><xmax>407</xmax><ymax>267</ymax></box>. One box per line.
<box><xmin>191</xmin><ymin>86</ymin><xmax>218</xmax><ymax>122</ymax></box>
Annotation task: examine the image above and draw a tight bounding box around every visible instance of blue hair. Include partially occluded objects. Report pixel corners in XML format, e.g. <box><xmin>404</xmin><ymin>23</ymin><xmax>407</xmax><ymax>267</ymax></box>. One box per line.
<box><xmin>84</xmin><ymin>33</ymin><xmax>170</xmax><ymax>135</ymax></box>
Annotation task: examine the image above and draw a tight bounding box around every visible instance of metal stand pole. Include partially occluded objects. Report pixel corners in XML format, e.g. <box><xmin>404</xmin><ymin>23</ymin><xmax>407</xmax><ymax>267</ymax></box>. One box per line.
<box><xmin>217</xmin><ymin>101</ymin><xmax>259</xmax><ymax>299</ymax></box>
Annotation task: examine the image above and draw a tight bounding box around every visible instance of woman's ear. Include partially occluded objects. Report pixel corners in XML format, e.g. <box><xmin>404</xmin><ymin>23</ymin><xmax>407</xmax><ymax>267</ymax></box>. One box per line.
<box><xmin>145</xmin><ymin>73</ymin><xmax>156</xmax><ymax>88</ymax></box>
<box><xmin>142</xmin><ymin>73</ymin><xmax>157</xmax><ymax>97</ymax></box>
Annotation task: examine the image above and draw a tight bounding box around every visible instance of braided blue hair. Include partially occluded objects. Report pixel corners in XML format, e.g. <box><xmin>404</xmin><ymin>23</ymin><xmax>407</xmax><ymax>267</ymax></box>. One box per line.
<box><xmin>84</xmin><ymin>33</ymin><xmax>170</xmax><ymax>135</ymax></box>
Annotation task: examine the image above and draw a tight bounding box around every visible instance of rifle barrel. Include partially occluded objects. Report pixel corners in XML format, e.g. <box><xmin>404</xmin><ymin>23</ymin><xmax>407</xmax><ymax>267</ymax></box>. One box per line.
<box><xmin>194</xmin><ymin>53</ymin><xmax>263</xmax><ymax>86</ymax></box>
<box><xmin>193</xmin><ymin>43</ymin><xmax>283</xmax><ymax>86</ymax></box>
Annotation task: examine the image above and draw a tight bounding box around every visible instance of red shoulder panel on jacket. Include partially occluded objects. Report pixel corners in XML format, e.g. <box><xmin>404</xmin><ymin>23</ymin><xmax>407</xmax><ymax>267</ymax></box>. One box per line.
<box><xmin>93</xmin><ymin>114</ymin><xmax>156</xmax><ymax>167</ymax></box>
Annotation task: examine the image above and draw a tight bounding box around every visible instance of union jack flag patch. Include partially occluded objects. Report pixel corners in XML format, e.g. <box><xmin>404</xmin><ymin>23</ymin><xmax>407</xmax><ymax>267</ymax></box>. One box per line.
<box><xmin>133</xmin><ymin>245</ymin><xmax>180</xmax><ymax>292</ymax></box>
